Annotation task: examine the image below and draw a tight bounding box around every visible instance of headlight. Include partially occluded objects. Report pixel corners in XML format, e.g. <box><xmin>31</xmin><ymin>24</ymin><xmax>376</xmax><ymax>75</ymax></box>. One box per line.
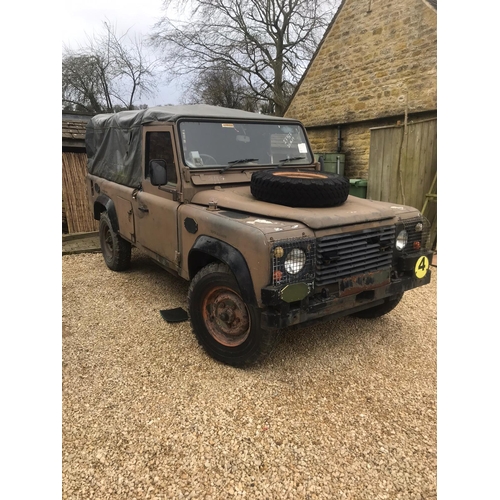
<box><xmin>395</xmin><ymin>230</ymin><xmax>408</xmax><ymax>251</ymax></box>
<box><xmin>271</xmin><ymin>238</ymin><xmax>316</xmax><ymax>285</ymax></box>
<box><xmin>284</xmin><ymin>248</ymin><xmax>306</xmax><ymax>274</ymax></box>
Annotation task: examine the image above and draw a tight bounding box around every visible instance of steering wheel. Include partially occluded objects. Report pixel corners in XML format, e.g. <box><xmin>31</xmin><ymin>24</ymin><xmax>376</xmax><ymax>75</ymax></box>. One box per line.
<box><xmin>200</xmin><ymin>154</ymin><xmax>218</xmax><ymax>166</ymax></box>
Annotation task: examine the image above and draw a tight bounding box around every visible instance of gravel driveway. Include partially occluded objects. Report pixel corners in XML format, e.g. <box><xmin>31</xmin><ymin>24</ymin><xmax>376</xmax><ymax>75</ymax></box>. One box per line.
<box><xmin>62</xmin><ymin>251</ymin><xmax>437</xmax><ymax>500</ymax></box>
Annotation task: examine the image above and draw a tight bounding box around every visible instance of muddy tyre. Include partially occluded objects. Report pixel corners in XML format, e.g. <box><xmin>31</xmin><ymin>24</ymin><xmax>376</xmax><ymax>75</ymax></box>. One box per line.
<box><xmin>351</xmin><ymin>293</ymin><xmax>404</xmax><ymax>319</ymax></box>
<box><xmin>99</xmin><ymin>211</ymin><xmax>132</xmax><ymax>271</ymax></box>
<box><xmin>250</xmin><ymin>169</ymin><xmax>350</xmax><ymax>208</ymax></box>
<box><xmin>188</xmin><ymin>263</ymin><xmax>277</xmax><ymax>367</ymax></box>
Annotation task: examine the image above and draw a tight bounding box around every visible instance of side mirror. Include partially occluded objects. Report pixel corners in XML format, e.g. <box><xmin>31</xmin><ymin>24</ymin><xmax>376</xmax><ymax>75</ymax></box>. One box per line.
<box><xmin>150</xmin><ymin>160</ymin><xmax>167</xmax><ymax>186</ymax></box>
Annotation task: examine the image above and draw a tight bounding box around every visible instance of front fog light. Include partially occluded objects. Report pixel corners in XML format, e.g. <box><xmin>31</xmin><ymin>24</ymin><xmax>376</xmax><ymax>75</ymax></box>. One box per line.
<box><xmin>396</xmin><ymin>230</ymin><xmax>408</xmax><ymax>251</ymax></box>
<box><xmin>274</xmin><ymin>246</ymin><xmax>284</xmax><ymax>258</ymax></box>
<box><xmin>284</xmin><ymin>248</ymin><xmax>306</xmax><ymax>274</ymax></box>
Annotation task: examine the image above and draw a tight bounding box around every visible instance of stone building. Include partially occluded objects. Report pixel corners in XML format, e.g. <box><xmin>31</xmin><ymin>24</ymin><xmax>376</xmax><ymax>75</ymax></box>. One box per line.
<box><xmin>285</xmin><ymin>0</ymin><xmax>437</xmax><ymax>180</ymax></box>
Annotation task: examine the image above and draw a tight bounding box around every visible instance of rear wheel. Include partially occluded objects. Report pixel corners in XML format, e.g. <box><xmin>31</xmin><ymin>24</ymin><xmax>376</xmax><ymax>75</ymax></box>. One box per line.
<box><xmin>351</xmin><ymin>293</ymin><xmax>404</xmax><ymax>319</ymax></box>
<box><xmin>188</xmin><ymin>263</ymin><xmax>277</xmax><ymax>367</ymax></box>
<box><xmin>99</xmin><ymin>211</ymin><xmax>131</xmax><ymax>271</ymax></box>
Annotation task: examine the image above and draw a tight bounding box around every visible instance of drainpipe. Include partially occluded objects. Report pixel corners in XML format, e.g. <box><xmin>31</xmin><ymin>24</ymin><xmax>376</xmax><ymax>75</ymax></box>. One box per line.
<box><xmin>336</xmin><ymin>126</ymin><xmax>343</xmax><ymax>174</ymax></box>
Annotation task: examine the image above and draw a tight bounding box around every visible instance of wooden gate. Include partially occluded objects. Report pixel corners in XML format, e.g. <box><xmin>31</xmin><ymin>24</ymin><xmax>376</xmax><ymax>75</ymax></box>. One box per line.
<box><xmin>62</xmin><ymin>152</ymin><xmax>98</xmax><ymax>233</ymax></box>
<box><xmin>367</xmin><ymin>118</ymin><xmax>437</xmax><ymax>247</ymax></box>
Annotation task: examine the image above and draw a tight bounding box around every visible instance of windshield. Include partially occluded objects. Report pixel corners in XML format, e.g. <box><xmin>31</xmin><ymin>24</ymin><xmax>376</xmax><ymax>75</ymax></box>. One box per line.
<box><xmin>179</xmin><ymin>120</ymin><xmax>313</xmax><ymax>169</ymax></box>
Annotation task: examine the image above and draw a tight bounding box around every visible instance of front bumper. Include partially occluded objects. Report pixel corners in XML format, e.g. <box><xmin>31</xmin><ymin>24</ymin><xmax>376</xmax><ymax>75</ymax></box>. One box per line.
<box><xmin>260</xmin><ymin>250</ymin><xmax>433</xmax><ymax>330</ymax></box>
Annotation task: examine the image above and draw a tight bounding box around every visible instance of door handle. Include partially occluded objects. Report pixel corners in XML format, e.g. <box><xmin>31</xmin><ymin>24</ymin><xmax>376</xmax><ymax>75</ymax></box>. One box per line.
<box><xmin>138</xmin><ymin>206</ymin><xmax>149</xmax><ymax>213</ymax></box>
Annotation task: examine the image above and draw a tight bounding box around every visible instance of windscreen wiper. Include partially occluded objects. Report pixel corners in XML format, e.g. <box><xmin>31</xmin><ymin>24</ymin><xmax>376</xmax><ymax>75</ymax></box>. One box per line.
<box><xmin>278</xmin><ymin>156</ymin><xmax>306</xmax><ymax>164</ymax></box>
<box><xmin>220</xmin><ymin>158</ymin><xmax>259</xmax><ymax>173</ymax></box>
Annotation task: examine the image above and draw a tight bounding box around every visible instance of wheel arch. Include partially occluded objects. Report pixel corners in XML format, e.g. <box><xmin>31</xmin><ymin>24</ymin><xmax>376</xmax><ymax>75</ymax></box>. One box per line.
<box><xmin>188</xmin><ymin>236</ymin><xmax>257</xmax><ymax>306</ymax></box>
<box><xmin>94</xmin><ymin>194</ymin><xmax>119</xmax><ymax>232</ymax></box>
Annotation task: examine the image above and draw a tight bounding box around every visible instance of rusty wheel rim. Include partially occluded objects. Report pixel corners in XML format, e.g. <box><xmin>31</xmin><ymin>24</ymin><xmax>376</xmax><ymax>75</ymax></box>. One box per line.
<box><xmin>202</xmin><ymin>286</ymin><xmax>250</xmax><ymax>347</ymax></box>
<box><xmin>272</xmin><ymin>171</ymin><xmax>328</xmax><ymax>180</ymax></box>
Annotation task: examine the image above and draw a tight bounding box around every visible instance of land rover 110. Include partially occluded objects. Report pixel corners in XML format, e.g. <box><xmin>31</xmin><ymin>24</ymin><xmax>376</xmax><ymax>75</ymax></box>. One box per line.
<box><xmin>86</xmin><ymin>105</ymin><xmax>433</xmax><ymax>367</ymax></box>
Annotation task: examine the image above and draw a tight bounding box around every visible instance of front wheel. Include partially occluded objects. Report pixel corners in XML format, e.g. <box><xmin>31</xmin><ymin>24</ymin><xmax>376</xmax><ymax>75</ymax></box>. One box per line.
<box><xmin>350</xmin><ymin>293</ymin><xmax>404</xmax><ymax>319</ymax></box>
<box><xmin>188</xmin><ymin>263</ymin><xmax>277</xmax><ymax>367</ymax></box>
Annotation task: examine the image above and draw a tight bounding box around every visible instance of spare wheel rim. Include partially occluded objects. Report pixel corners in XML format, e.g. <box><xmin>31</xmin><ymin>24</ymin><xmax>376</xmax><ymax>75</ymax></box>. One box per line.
<box><xmin>272</xmin><ymin>171</ymin><xmax>329</xmax><ymax>180</ymax></box>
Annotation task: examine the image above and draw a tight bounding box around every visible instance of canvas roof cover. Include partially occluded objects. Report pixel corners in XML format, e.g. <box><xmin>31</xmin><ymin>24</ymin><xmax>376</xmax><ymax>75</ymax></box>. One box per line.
<box><xmin>86</xmin><ymin>104</ymin><xmax>296</xmax><ymax>187</ymax></box>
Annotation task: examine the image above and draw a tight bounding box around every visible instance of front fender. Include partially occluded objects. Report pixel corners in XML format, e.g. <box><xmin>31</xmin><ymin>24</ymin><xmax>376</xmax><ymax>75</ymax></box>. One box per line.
<box><xmin>188</xmin><ymin>236</ymin><xmax>257</xmax><ymax>306</ymax></box>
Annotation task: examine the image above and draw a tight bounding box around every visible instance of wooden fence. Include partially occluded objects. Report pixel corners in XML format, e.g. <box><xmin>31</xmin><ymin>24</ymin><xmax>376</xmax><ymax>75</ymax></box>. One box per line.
<box><xmin>367</xmin><ymin>118</ymin><xmax>437</xmax><ymax>248</ymax></box>
<box><xmin>62</xmin><ymin>152</ymin><xmax>98</xmax><ymax>233</ymax></box>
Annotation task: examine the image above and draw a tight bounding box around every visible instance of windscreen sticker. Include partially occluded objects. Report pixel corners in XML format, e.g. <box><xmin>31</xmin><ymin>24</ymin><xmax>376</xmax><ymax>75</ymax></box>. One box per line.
<box><xmin>222</xmin><ymin>123</ymin><xmax>234</xmax><ymax>128</ymax></box>
<box><xmin>298</xmin><ymin>143</ymin><xmax>307</xmax><ymax>153</ymax></box>
<box><xmin>415</xmin><ymin>256</ymin><xmax>429</xmax><ymax>278</ymax></box>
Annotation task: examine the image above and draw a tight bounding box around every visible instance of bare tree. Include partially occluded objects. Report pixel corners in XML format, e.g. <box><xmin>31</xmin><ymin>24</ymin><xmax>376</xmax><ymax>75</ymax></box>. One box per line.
<box><xmin>63</xmin><ymin>21</ymin><xmax>158</xmax><ymax>113</ymax></box>
<box><xmin>62</xmin><ymin>53</ymin><xmax>110</xmax><ymax>113</ymax></box>
<box><xmin>184</xmin><ymin>65</ymin><xmax>257</xmax><ymax>111</ymax></box>
<box><xmin>151</xmin><ymin>0</ymin><xmax>339</xmax><ymax>116</ymax></box>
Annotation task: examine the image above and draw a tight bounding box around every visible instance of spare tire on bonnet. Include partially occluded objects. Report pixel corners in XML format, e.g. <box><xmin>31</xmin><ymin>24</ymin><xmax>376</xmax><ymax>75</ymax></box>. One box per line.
<box><xmin>250</xmin><ymin>169</ymin><xmax>350</xmax><ymax>208</ymax></box>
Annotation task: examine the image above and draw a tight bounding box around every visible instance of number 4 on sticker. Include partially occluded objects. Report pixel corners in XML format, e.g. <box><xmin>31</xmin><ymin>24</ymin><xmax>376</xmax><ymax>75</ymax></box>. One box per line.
<box><xmin>415</xmin><ymin>256</ymin><xmax>429</xmax><ymax>278</ymax></box>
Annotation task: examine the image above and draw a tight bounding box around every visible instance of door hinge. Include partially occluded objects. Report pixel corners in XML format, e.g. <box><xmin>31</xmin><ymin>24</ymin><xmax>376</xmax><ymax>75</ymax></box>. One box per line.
<box><xmin>175</xmin><ymin>251</ymin><xmax>181</xmax><ymax>265</ymax></box>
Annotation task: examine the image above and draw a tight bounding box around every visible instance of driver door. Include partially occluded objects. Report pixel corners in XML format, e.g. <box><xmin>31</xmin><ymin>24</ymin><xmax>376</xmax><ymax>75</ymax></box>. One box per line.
<box><xmin>133</xmin><ymin>125</ymin><xmax>181</xmax><ymax>268</ymax></box>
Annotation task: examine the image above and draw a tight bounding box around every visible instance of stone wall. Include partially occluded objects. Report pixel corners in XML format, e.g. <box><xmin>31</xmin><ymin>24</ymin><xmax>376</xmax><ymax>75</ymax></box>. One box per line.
<box><xmin>308</xmin><ymin>111</ymin><xmax>436</xmax><ymax>178</ymax></box>
<box><xmin>285</xmin><ymin>0</ymin><xmax>437</xmax><ymax>128</ymax></box>
<box><xmin>285</xmin><ymin>0</ymin><xmax>437</xmax><ymax>179</ymax></box>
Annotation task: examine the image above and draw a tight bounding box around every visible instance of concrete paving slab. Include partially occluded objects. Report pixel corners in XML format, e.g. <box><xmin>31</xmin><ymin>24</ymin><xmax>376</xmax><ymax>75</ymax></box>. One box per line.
<box><xmin>62</xmin><ymin>232</ymin><xmax>101</xmax><ymax>255</ymax></box>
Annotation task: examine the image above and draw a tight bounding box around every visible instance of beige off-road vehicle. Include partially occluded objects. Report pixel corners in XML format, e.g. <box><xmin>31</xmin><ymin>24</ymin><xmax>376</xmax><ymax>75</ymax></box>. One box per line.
<box><xmin>86</xmin><ymin>105</ymin><xmax>433</xmax><ymax>367</ymax></box>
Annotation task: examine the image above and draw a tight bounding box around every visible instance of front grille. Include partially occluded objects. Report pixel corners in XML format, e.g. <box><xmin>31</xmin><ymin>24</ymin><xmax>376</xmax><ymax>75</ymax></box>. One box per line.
<box><xmin>315</xmin><ymin>225</ymin><xmax>395</xmax><ymax>286</ymax></box>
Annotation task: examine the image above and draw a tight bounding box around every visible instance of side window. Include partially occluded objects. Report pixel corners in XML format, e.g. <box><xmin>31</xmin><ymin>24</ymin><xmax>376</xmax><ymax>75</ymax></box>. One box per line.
<box><xmin>145</xmin><ymin>131</ymin><xmax>177</xmax><ymax>185</ymax></box>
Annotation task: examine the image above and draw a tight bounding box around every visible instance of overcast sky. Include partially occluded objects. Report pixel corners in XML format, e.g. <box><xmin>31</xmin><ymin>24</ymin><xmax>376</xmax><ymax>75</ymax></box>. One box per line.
<box><xmin>62</xmin><ymin>0</ymin><xmax>184</xmax><ymax>106</ymax></box>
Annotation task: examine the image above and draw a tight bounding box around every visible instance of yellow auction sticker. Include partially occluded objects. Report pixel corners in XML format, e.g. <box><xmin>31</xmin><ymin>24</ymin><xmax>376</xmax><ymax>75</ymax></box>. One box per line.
<box><xmin>415</xmin><ymin>256</ymin><xmax>430</xmax><ymax>278</ymax></box>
